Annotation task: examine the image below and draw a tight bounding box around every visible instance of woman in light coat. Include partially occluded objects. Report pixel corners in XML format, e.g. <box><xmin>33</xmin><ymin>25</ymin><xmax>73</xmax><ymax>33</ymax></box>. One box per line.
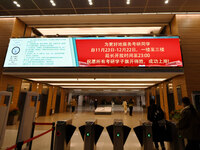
<box><xmin>122</xmin><ymin>100</ymin><xmax>127</xmax><ymax>114</ymax></box>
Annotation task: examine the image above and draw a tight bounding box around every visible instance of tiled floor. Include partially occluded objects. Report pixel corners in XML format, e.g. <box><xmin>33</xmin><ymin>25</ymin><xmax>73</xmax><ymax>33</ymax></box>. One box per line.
<box><xmin>2</xmin><ymin>106</ymin><xmax>148</xmax><ymax>150</ymax></box>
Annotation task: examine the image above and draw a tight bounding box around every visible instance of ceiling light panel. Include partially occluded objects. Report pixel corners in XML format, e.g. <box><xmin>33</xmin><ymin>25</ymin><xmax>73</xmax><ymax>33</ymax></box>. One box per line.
<box><xmin>95</xmin><ymin>78</ymin><xmax>166</xmax><ymax>81</ymax></box>
<box><xmin>29</xmin><ymin>78</ymin><xmax>166</xmax><ymax>82</ymax></box>
<box><xmin>37</xmin><ymin>27</ymin><xmax>162</xmax><ymax>36</ymax></box>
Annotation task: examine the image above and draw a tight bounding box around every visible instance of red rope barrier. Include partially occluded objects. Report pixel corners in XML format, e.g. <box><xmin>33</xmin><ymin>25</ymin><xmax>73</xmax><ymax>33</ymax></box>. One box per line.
<box><xmin>24</xmin><ymin>128</ymin><xmax>53</xmax><ymax>144</ymax></box>
<box><xmin>34</xmin><ymin>122</ymin><xmax>54</xmax><ymax>126</ymax></box>
<box><xmin>6</xmin><ymin>128</ymin><xmax>54</xmax><ymax>150</ymax></box>
<box><xmin>6</xmin><ymin>144</ymin><xmax>17</xmax><ymax>150</ymax></box>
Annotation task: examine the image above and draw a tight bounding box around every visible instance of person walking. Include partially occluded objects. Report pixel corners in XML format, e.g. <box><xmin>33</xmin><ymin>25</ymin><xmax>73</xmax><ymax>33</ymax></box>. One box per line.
<box><xmin>128</xmin><ymin>98</ymin><xmax>134</xmax><ymax>116</ymax></box>
<box><xmin>177</xmin><ymin>97</ymin><xmax>200</xmax><ymax>150</ymax></box>
<box><xmin>70</xmin><ymin>97</ymin><xmax>77</xmax><ymax>113</ymax></box>
<box><xmin>147</xmin><ymin>98</ymin><xmax>166</xmax><ymax>150</ymax></box>
<box><xmin>122</xmin><ymin>100</ymin><xmax>127</xmax><ymax>114</ymax></box>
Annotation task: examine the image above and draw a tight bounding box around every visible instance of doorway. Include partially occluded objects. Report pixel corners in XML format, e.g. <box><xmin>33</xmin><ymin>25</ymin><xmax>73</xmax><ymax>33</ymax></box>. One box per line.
<box><xmin>166</xmin><ymin>81</ymin><xmax>175</xmax><ymax>118</ymax></box>
<box><xmin>39</xmin><ymin>85</ymin><xmax>49</xmax><ymax>116</ymax></box>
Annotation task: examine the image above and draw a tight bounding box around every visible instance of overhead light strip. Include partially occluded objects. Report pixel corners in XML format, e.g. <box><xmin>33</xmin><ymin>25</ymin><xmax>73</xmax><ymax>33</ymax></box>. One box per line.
<box><xmin>49</xmin><ymin>83</ymin><xmax>154</xmax><ymax>86</ymax></box>
<box><xmin>37</xmin><ymin>27</ymin><xmax>162</xmax><ymax>36</ymax></box>
<box><xmin>29</xmin><ymin>78</ymin><xmax>166</xmax><ymax>82</ymax></box>
<box><xmin>61</xmin><ymin>86</ymin><xmax>147</xmax><ymax>88</ymax></box>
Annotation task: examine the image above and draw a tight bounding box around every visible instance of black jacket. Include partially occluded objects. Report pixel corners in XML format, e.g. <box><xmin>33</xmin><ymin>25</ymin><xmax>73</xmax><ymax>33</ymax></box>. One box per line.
<box><xmin>177</xmin><ymin>105</ymin><xmax>200</xmax><ymax>141</ymax></box>
<box><xmin>147</xmin><ymin>104</ymin><xmax>165</xmax><ymax>142</ymax></box>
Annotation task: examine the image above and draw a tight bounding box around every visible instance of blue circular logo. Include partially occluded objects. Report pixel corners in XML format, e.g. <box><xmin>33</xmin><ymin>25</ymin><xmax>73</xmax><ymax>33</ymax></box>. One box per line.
<box><xmin>12</xmin><ymin>47</ymin><xmax>20</xmax><ymax>55</ymax></box>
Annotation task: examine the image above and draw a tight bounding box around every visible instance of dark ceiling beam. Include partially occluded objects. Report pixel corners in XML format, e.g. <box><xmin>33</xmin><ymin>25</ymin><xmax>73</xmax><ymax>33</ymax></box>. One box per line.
<box><xmin>31</xmin><ymin>0</ymin><xmax>45</xmax><ymax>15</ymax></box>
<box><xmin>0</xmin><ymin>4</ymin><xmax>12</xmax><ymax>15</ymax></box>
<box><xmin>143</xmin><ymin>0</ymin><xmax>149</xmax><ymax>13</ymax></box>
<box><xmin>69</xmin><ymin>0</ymin><xmax>77</xmax><ymax>14</ymax></box>
<box><xmin>108</xmin><ymin>0</ymin><xmax>111</xmax><ymax>14</ymax></box>
<box><xmin>178</xmin><ymin>0</ymin><xmax>189</xmax><ymax>11</ymax></box>
<box><xmin>32</xmin><ymin>27</ymin><xmax>43</xmax><ymax>36</ymax></box>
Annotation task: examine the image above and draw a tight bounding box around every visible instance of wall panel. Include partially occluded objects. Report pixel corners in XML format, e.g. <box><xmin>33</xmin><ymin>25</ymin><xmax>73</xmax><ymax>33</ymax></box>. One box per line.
<box><xmin>0</xmin><ymin>18</ymin><xmax>15</xmax><ymax>73</ymax></box>
<box><xmin>176</xmin><ymin>15</ymin><xmax>200</xmax><ymax>98</ymax></box>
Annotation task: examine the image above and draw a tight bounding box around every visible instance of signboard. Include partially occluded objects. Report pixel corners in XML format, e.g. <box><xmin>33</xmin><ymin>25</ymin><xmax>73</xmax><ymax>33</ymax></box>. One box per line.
<box><xmin>4</xmin><ymin>38</ymin><xmax>76</xmax><ymax>67</ymax></box>
<box><xmin>75</xmin><ymin>37</ymin><xmax>183</xmax><ymax>67</ymax></box>
<box><xmin>3</xmin><ymin>37</ymin><xmax>183</xmax><ymax>68</ymax></box>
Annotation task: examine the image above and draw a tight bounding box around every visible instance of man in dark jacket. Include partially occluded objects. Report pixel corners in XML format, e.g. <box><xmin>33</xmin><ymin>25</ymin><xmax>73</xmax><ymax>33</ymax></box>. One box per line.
<box><xmin>177</xmin><ymin>97</ymin><xmax>200</xmax><ymax>150</ymax></box>
<box><xmin>147</xmin><ymin>98</ymin><xmax>166</xmax><ymax>150</ymax></box>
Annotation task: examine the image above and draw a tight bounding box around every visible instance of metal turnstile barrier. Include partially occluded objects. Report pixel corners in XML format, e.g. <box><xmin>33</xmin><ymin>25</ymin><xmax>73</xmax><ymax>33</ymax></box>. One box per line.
<box><xmin>79</xmin><ymin>120</ymin><xmax>104</xmax><ymax>150</ymax></box>
<box><xmin>142</xmin><ymin>122</ymin><xmax>153</xmax><ymax>150</ymax></box>
<box><xmin>16</xmin><ymin>91</ymin><xmax>39</xmax><ymax>149</ymax></box>
<box><xmin>106</xmin><ymin>119</ymin><xmax>131</xmax><ymax>150</ymax></box>
<box><xmin>167</xmin><ymin>121</ymin><xmax>185</xmax><ymax>150</ymax></box>
<box><xmin>133</xmin><ymin>121</ymin><xmax>154</xmax><ymax>150</ymax></box>
<box><xmin>0</xmin><ymin>91</ymin><xmax>12</xmax><ymax>148</ymax></box>
<box><xmin>54</xmin><ymin>119</ymin><xmax>76</xmax><ymax>150</ymax></box>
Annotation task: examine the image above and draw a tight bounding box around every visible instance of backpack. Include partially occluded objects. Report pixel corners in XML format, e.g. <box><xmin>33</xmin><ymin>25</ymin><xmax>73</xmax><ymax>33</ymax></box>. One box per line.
<box><xmin>153</xmin><ymin>106</ymin><xmax>164</xmax><ymax>121</ymax></box>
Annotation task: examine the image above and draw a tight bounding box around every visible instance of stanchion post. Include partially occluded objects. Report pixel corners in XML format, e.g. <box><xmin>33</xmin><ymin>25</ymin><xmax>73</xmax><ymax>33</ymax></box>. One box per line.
<box><xmin>29</xmin><ymin>122</ymin><xmax>36</xmax><ymax>150</ymax></box>
<box><xmin>51</xmin><ymin>122</ymin><xmax>55</xmax><ymax>150</ymax></box>
<box><xmin>16</xmin><ymin>141</ymin><xmax>23</xmax><ymax>150</ymax></box>
<box><xmin>142</xmin><ymin>122</ymin><xmax>153</xmax><ymax>150</ymax></box>
<box><xmin>113</xmin><ymin>120</ymin><xmax>124</xmax><ymax>150</ymax></box>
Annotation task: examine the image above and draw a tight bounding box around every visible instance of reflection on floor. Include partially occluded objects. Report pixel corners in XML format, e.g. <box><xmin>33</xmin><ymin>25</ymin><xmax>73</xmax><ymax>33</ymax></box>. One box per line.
<box><xmin>2</xmin><ymin>106</ymin><xmax>147</xmax><ymax>150</ymax></box>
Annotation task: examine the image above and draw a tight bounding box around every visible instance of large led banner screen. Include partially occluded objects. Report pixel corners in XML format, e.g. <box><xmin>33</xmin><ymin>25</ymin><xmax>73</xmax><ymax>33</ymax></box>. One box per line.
<box><xmin>75</xmin><ymin>37</ymin><xmax>183</xmax><ymax>67</ymax></box>
<box><xmin>4</xmin><ymin>38</ymin><xmax>76</xmax><ymax>67</ymax></box>
<box><xmin>4</xmin><ymin>37</ymin><xmax>183</xmax><ymax>67</ymax></box>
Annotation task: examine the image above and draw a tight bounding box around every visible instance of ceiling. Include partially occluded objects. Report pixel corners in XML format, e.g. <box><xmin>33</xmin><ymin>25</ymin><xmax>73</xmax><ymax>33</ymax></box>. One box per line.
<box><xmin>3</xmin><ymin>69</ymin><xmax>183</xmax><ymax>94</ymax></box>
<box><xmin>0</xmin><ymin>0</ymin><xmax>199</xmax><ymax>16</ymax></box>
<box><xmin>0</xmin><ymin>1</ymin><xmax>188</xmax><ymax>94</ymax></box>
<box><xmin>18</xmin><ymin>14</ymin><xmax>174</xmax><ymax>28</ymax></box>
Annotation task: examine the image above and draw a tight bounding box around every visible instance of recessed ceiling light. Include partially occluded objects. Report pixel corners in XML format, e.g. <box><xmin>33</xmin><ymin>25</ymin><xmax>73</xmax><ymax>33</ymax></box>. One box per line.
<box><xmin>13</xmin><ymin>1</ymin><xmax>21</xmax><ymax>7</ymax></box>
<box><xmin>126</xmin><ymin>0</ymin><xmax>131</xmax><ymax>5</ymax></box>
<box><xmin>50</xmin><ymin>0</ymin><xmax>56</xmax><ymax>6</ymax></box>
<box><xmin>88</xmin><ymin>0</ymin><xmax>93</xmax><ymax>5</ymax></box>
<box><xmin>164</xmin><ymin>0</ymin><xmax>169</xmax><ymax>4</ymax></box>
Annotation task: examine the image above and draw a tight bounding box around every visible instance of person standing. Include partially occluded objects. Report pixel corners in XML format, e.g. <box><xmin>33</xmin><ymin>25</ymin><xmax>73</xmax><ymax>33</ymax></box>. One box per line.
<box><xmin>122</xmin><ymin>100</ymin><xmax>127</xmax><ymax>114</ymax></box>
<box><xmin>177</xmin><ymin>97</ymin><xmax>200</xmax><ymax>150</ymax></box>
<box><xmin>139</xmin><ymin>99</ymin><xmax>142</xmax><ymax>107</ymax></box>
<box><xmin>111</xmin><ymin>100</ymin><xmax>115</xmax><ymax>108</ymax></box>
<box><xmin>89</xmin><ymin>99</ymin><xmax>93</xmax><ymax>109</ymax></box>
<box><xmin>94</xmin><ymin>99</ymin><xmax>98</xmax><ymax>110</ymax></box>
<box><xmin>147</xmin><ymin>98</ymin><xmax>166</xmax><ymax>150</ymax></box>
<box><xmin>128</xmin><ymin>98</ymin><xmax>134</xmax><ymax>116</ymax></box>
<box><xmin>70</xmin><ymin>97</ymin><xmax>77</xmax><ymax>113</ymax></box>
